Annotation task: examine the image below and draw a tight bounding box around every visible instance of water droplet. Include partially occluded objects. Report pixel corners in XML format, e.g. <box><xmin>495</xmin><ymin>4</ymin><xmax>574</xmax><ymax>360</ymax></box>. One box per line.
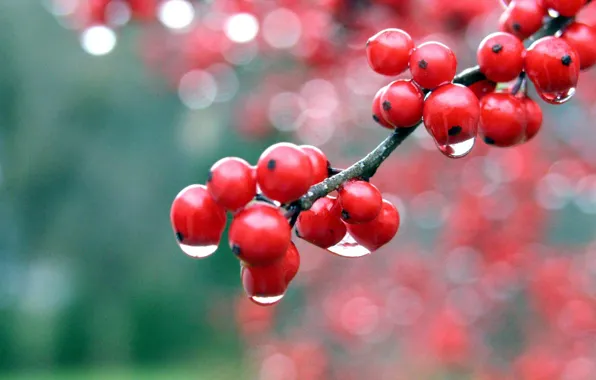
<box><xmin>250</xmin><ymin>294</ymin><xmax>284</xmax><ymax>306</ymax></box>
<box><xmin>327</xmin><ymin>232</ymin><xmax>371</xmax><ymax>258</ymax></box>
<box><xmin>538</xmin><ymin>87</ymin><xmax>576</xmax><ymax>105</ymax></box>
<box><xmin>436</xmin><ymin>136</ymin><xmax>475</xmax><ymax>159</ymax></box>
<box><xmin>178</xmin><ymin>243</ymin><xmax>218</xmax><ymax>258</ymax></box>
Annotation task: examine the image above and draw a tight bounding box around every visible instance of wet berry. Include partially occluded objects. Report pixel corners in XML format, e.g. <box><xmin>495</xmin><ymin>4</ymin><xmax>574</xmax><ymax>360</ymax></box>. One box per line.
<box><xmin>338</xmin><ymin>180</ymin><xmax>382</xmax><ymax>224</ymax></box>
<box><xmin>409</xmin><ymin>42</ymin><xmax>457</xmax><ymax>90</ymax></box>
<box><xmin>380</xmin><ymin>80</ymin><xmax>424</xmax><ymax>128</ymax></box>
<box><xmin>479</xmin><ymin>93</ymin><xmax>527</xmax><ymax>147</ymax></box>
<box><xmin>372</xmin><ymin>86</ymin><xmax>394</xmax><ymax>129</ymax></box>
<box><xmin>296</xmin><ymin>196</ymin><xmax>346</xmax><ymax>249</ymax></box>
<box><xmin>423</xmin><ymin>84</ymin><xmax>480</xmax><ymax>157</ymax></box>
<box><xmin>521</xmin><ymin>96</ymin><xmax>543</xmax><ymax>141</ymax></box>
<box><xmin>542</xmin><ymin>0</ymin><xmax>586</xmax><ymax>17</ymax></box>
<box><xmin>347</xmin><ymin>199</ymin><xmax>400</xmax><ymax>252</ymax></box>
<box><xmin>207</xmin><ymin>157</ymin><xmax>256</xmax><ymax>211</ymax></box>
<box><xmin>229</xmin><ymin>203</ymin><xmax>291</xmax><ymax>266</ymax></box>
<box><xmin>477</xmin><ymin>32</ymin><xmax>525</xmax><ymax>82</ymax></box>
<box><xmin>300</xmin><ymin>145</ymin><xmax>329</xmax><ymax>185</ymax></box>
<box><xmin>257</xmin><ymin>142</ymin><xmax>313</xmax><ymax>203</ymax></box>
<box><xmin>366</xmin><ymin>28</ymin><xmax>414</xmax><ymax>76</ymax></box>
<box><xmin>524</xmin><ymin>36</ymin><xmax>580</xmax><ymax>93</ymax></box>
<box><xmin>241</xmin><ymin>261</ymin><xmax>287</xmax><ymax>305</ymax></box>
<box><xmin>560</xmin><ymin>22</ymin><xmax>596</xmax><ymax>70</ymax></box>
<box><xmin>170</xmin><ymin>184</ymin><xmax>227</xmax><ymax>249</ymax></box>
<box><xmin>499</xmin><ymin>0</ymin><xmax>546</xmax><ymax>39</ymax></box>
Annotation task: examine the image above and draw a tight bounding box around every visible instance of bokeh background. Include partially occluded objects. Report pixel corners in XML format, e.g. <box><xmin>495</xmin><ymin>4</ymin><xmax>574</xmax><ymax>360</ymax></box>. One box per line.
<box><xmin>1</xmin><ymin>0</ymin><xmax>596</xmax><ymax>379</ymax></box>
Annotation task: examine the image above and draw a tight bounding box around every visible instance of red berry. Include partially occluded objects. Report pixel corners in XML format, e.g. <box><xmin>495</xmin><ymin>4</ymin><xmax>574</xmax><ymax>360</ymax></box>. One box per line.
<box><xmin>256</xmin><ymin>143</ymin><xmax>313</xmax><ymax>203</ymax></box>
<box><xmin>365</xmin><ymin>28</ymin><xmax>414</xmax><ymax>76</ymax></box>
<box><xmin>409</xmin><ymin>42</ymin><xmax>457</xmax><ymax>90</ymax></box>
<box><xmin>479</xmin><ymin>93</ymin><xmax>527</xmax><ymax>147</ymax></box>
<box><xmin>524</xmin><ymin>37</ymin><xmax>580</xmax><ymax>93</ymax></box>
<box><xmin>477</xmin><ymin>32</ymin><xmax>525</xmax><ymax>82</ymax></box>
<box><xmin>379</xmin><ymin>80</ymin><xmax>424</xmax><ymax>128</ymax></box>
<box><xmin>170</xmin><ymin>184</ymin><xmax>227</xmax><ymax>252</ymax></box>
<box><xmin>468</xmin><ymin>80</ymin><xmax>497</xmax><ymax>100</ymax></box>
<box><xmin>241</xmin><ymin>262</ymin><xmax>287</xmax><ymax>305</ymax></box>
<box><xmin>499</xmin><ymin>0</ymin><xmax>546</xmax><ymax>39</ymax></box>
<box><xmin>521</xmin><ymin>96</ymin><xmax>543</xmax><ymax>141</ymax></box>
<box><xmin>560</xmin><ymin>22</ymin><xmax>596</xmax><ymax>70</ymax></box>
<box><xmin>423</xmin><ymin>84</ymin><xmax>480</xmax><ymax>155</ymax></box>
<box><xmin>542</xmin><ymin>0</ymin><xmax>586</xmax><ymax>17</ymax></box>
<box><xmin>338</xmin><ymin>181</ymin><xmax>382</xmax><ymax>224</ymax></box>
<box><xmin>296</xmin><ymin>196</ymin><xmax>346</xmax><ymax>248</ymax></box>
<box><xmin>300</xmin><ymin>145</ymin><xmax>329</xmax><ymax>185</ymax></box>
<box><xmin>207</xmin><ymin>157</ymin><xmax>256</xmax><ymax>211</ymax></box>
<box><xmin>347</xmin><ymin>200</ymin><xmax>400</xmax><ymax>252</ymax></box>
<box><xmin>372</xmin><ymin>86</ymin><xmax>394</xmax><ymax>129</ymax></box>
<box><xmin>283</xmin><ymin>242</ymin><xmax>300</xmax><ymax>284</ymax></box>
<box><xmin>229</xmin><ymin>203</ymin><xmax>291</xmax><ymax>265</ymax></box>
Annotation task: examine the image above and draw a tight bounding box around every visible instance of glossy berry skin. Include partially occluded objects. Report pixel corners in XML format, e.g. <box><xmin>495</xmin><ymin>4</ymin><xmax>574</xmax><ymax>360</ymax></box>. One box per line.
<box><xmin>170</xmin><ymin>185</ymin><xmax>227</xmax><ymax>247</ymax></box>
<box><xmin>296</xmin><ymin>196</ymin><xmax>346</xmax><ymax>249</ymax></box>
<box><xmin>365</xmin><ymin>28</ymin><xmax>414</xmax><ymax>76</ymax></box>
<box><xmin>372</xmin><ymin>86</ymin><xmax>394</xmax><ymax>129</ymax></box>
<box><xmin>283</xmin><ymin>242</ymin><xmax>300</xmax><ymax>284</ymax></box>
<box><xmin>499</xmin><ymin>0</ymin><xmax>546</xmax><ymax>39</ymax></box>
<box><xmin>524</xmin><ymin>37</ymin><xmax>580</xmax><ymax>93</ymax></box>
<box><xmin>468</xmin><ymin>80</ymin><xmax>497</xmax><ymax>100</ymax></box>
<box><xmin>522</xmin><ymin>96</ymin><xmax>543</xmax><ymax>141</ymax></box>
<box><xmin>423</xmin><ymin>84</ymin><xmax>480</xmax><ymax>149</ymax></box>
<box><xmin>479</xmin><ymin>93</ymin><xmax>527</xmax><ymax>147</ymax></box>
<box><xmin>256</xmin><ymin>143</ymin><xmax>313</xmax><ymax>203</ymax></box>
<box><xmin>542</xmin><ymin>0</ymin><xmax>586</xmax><ymax>17</ymax></box>
<box><xmin>380</xmin><ymin>80</ymin><xmax>424</xmax><ymax>128</ymax></box>
<box><xmin>347</xmin><ymin>200</ymin><xmax>400</xmax><ymax>252</ymax></box>
<box><xmin>300</xmin><ymin>145</ymin><xmax>328</xmax><ymax>185</ymax></box>
<box><xmin>477</xmin><ymin>32</ymin><xmax>525</xmax><ymax>82</ymax></box>
<box><xmin>561</xmin><ymin>22</ymin><xmax>596</xmax><ymax>70</ymax></box>
<box><xmin>409</xmin><ymin>42</ymin><xmax>457</xmax><ymax>90</ymax></box>
<box><xmin>229</xmin><ymin>204</ymin><xmax>291</xmax><ymax>266</ymax></box>
<box><xmin>338</xmin><ymin>181</ymin><xmax>382</xmax><ymax>224</ymax></box>
<box><xmin>207</xmin><ymin>157</ymin><xmax>256</xmax><ymax>211</ymax></box>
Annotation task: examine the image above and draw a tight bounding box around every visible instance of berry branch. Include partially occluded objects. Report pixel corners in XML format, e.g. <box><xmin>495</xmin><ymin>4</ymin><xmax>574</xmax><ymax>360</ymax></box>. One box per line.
<box><xmin>291</xmin><ymin>11</ymin><xmax>578</xmax><ymax>215</ymax></box>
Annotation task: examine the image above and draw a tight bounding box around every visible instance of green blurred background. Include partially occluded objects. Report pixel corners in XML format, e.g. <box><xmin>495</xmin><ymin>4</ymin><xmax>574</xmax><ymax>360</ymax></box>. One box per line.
<box><xmin>0</xmin><ymin>1</ymin><xmax>263</xmax><ymax>378</ymax></box>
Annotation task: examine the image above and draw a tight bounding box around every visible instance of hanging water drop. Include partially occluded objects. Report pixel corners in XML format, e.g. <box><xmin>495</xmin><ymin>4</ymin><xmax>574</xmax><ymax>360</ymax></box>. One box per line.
<box><xmin>435</xmin><ymin>136</ymin><xmax>476</xmax><ymax>159</ymax></box>
<box><xmin>178</xmin><ymin>243</ymin><xmax>218</xmax><ymax>258</ymax></box>
<box><xmin>327</xmin><ymin>232</ymin><xmax>371</xmax><ymax>258</ymax></box>
<box><xmin>537</xmin><ymin>87</ymin><xmax>576</xmax><ymax>105</ymax></box>
<box><xmin>250</xmin><ymin>294</ymin><xmax>284</xmax><ymax>306</ymax></box>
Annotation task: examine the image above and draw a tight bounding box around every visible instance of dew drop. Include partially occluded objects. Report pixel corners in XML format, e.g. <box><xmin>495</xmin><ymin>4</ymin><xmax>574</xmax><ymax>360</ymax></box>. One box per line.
<box><xmin>178</xmin><ymin>243</ymin><xmax>218</xmax><ymax>258</ymax></box>
<box><xmin>327</xmin><ymin>232</ymin><xmax>371</xmax><ymax>258</ymax></box>
<box><xmin>538</xmin><ymin>87</ymin><xmax>576</xmax><ymax>105</ymax></box>
<box><xmin>435</xmin><ymin>136</ymin><xmax>475</xmax><ymax>159</ymax></box>
<box><xmin>250</xmin><ymin>294</ymin><xmax>284</xmax><ymax>306</ymax></box>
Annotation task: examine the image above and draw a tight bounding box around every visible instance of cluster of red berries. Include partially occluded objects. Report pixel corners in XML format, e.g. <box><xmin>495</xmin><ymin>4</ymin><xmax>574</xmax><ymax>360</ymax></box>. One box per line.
<box><xmin>367</xmin><ymin>1</ymin><xmax>595</xmax><ymax>157</ymax></box>
<box><xmin>170</xmin><ymin>143</ymin><xmax>400</xmax><ymax>305</ymax></box>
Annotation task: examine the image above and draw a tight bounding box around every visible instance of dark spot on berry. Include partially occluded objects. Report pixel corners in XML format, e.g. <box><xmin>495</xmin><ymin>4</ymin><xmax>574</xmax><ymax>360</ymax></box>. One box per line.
<box><xmin>373</xmin><ymin>114</ymin><xmax>380</xmax><ymax>123</ymax></box>
<box><xmin>418</xmin><ymin>59</ymin><xmax>428</xmax><ymax>69</ymax></box>
<box><xmin>267</xmin><ymin>159</ymin><xmax>276</xmax><ymax>170</ymax></box>
<box><xmin>382</xmin><ymin>100</ymin><xmax>392</xmax><ymax>111</ymax></box>
<box><xmin>491</xmin><ymin>44</ymin><xmax>503</xmax><ymax>53</ymax></box>
<box><xmin>484</xmin><ymin>136</ymin><xmax>496</xmax><ymax>145</ymax></box>
<box><xmin>512</xmin><ymin>22</ymin><xmax>521</xmax><ymax>32</ymax></box>
<box><xmin>207</xmin><ymin>171</ymin><xmax>213</xmax><ymax>182</ymax></box>
<box><xmin>448</xmin><ymin>126</ymin><xmax>462</xmax><ymax>136</ymax></box>
<box><xmin>175</xmin><ymin>232</ymin><xmax>184</xmax><ymax>242</ymax></box>
<box><xmin>341</xmin><ymin>210</ymin><xmax>350</xmax><ymax>220</ymax></box>
<box><xmin>232</xmin><ymin>245</ymin><xmax>241</xmax><ymax>256</ymax></box>
<box><xmin>561</xmin><ymin>55</ymin><xmax>572</xmax><ymax>66</ymax></box>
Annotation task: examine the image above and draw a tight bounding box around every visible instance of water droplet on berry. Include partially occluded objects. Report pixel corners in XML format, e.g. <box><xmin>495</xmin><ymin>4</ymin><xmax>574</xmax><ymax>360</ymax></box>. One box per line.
<box><xmin>435</xmin><ymin>136</ymin><xmax>475</xmax><ymax>159</ymax></box>
<box><xmin>537</xmin><ymin>87</ymin><xmax>576</xmax><ymax>105</ymax></box>
<box><xmin>178</xmin><ymin>243</ymin><xmax>218</xmax><ymax>258</ymax></box>
<box><xmin>327</xmin><ymin>232</ymin><xmax>371</xmax><ymax>258</ymax></box>
<box><xmin>250</xmin><ymin>294</ymin><xmax>284</xmax><ymax>306</ymax></box>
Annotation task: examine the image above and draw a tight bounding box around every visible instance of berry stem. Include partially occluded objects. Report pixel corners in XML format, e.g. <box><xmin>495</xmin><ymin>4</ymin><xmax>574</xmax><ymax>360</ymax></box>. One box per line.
<box><xmin>291</xmin><ymin>12</ymin><xmax>576</xmax><ymax>214</ymax></box>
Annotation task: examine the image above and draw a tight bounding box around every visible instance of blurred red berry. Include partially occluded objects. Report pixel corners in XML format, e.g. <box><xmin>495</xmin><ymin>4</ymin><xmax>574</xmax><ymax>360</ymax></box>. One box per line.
<box><xmin>543</xmin><ymin>0</ymin><xmax>586</xmax><ymax>17</ymax></box>
<box><xmin>521</xmin><ymin>96</ymin><xmax>543</xmax><ymax>141</ymax></box>
<box><xmin>372</xmin><ymin>86</ymin><xmax>394</xmax><ymax>129</ymax></box>
<box><xmin>365</xmin><ymin>28</ymin><xmax>414</xmax><ymax>76</ymax></box>
<box><xmin>499</xmin><ymin>0</ymin><xmax>546</xmax><ymax>39</ymax></box>
<box><xmin>468</xmin><ymin>80</ymin><xmax>497</xmax><ymax>100</ymax></box>
<box><xmin>347</xmin><ymin>199</ymin><xmax>400</xmax><ymax>251</ymax></box>
<box><xmin>409</xmin><ymin>42</ymin><xmax>457</xmax><ymax>89</ymax></box>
